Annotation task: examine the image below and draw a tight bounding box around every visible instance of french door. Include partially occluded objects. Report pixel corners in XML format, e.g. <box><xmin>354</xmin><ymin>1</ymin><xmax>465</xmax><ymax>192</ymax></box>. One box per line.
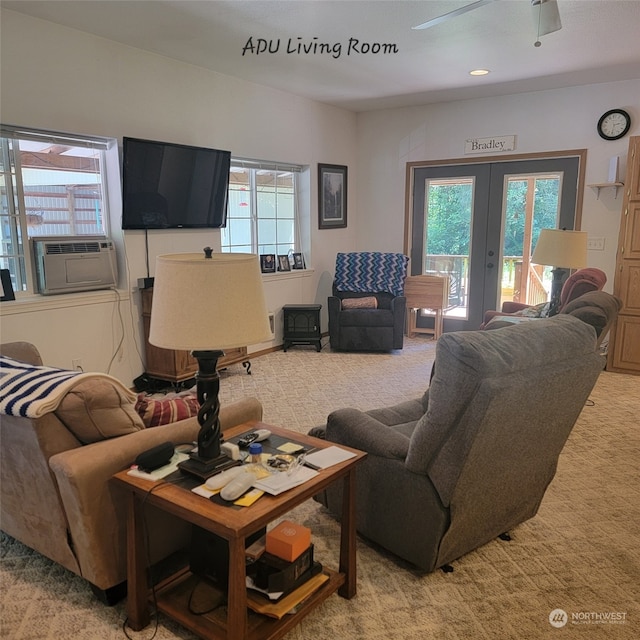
<box><xmin>409</xmin><ymin>155</ymin><xmax>582</xmax><ymax>332</ymax></box>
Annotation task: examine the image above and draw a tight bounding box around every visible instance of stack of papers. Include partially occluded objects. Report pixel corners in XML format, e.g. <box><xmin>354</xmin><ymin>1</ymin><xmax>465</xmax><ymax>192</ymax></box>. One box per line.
<box><xmin>303</xmin><ymin>445</ymin><xmax>356</xmax><ymax>470</ymax></box>
<box><xmin>253</xmin><ymin>466</ymin><xmax>319</xmax><ymax>496</ymax></box>
<box><xmin>246</xmin><ymin>572</ymin><xmax>329</xmax><ymax>619</ymax></box>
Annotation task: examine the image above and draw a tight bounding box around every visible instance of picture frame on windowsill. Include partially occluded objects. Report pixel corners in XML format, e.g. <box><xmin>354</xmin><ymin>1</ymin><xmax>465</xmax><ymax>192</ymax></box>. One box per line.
<box><xmin>278</xmin><ymin>255</ymin><xmax>291</xmax><ymax>272</ymax></box>
<box><xmin>292</xmin><ymin>253</ymin><xmax>305</xmax><ymax>270</ymax></box>
<box><xmin>0</xmin><ymin>269</ymin><xmax>15</xmax><ymax>302</ymax></box>
<box><xmin>318</xmin><ymin>163</ymin><xmax>347</xmax><ymax>229</ymax></box>
<box><xmin>260</xmin><ymin>254</ymin><xmax>276</xmax><ymax>273</ymax></box>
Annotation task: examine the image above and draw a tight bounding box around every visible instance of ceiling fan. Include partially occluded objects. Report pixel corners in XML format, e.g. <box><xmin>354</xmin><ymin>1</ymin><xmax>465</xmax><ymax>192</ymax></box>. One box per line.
<box><xmin>412</xmin><ymin>0</ymin><xmax>562</xmax><ymax>44</ymax></box>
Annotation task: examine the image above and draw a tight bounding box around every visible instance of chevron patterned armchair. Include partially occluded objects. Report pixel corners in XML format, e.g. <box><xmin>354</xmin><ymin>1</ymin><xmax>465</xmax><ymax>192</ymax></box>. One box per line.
<box><xmin>328</xmin><ymin>252</ymin><xmax>409</xmax><ymax>351</ymax></box>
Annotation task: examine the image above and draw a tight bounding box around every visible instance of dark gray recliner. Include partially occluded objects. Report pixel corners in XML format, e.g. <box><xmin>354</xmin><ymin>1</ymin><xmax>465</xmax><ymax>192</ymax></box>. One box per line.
<box><xmin>328</xmin><ymin>287</ymin><xmax>406</xmax><ymax>351</ymax></box>
<box><xmin>328</xmin><ymin>251</ymin><xmax>408</xmax><ymax>352</ymax></box>
<box><xmin>313</xmin><ymin>315</ymin><xmax>605</xmax><ymax>571</ymax></box>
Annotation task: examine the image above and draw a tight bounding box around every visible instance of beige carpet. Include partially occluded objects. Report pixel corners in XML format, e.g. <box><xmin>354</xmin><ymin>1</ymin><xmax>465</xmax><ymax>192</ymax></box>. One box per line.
<box><xmin>1</xmin><ymin>336</ymin><xmax>639</xmax><ymax>639</ymax></box>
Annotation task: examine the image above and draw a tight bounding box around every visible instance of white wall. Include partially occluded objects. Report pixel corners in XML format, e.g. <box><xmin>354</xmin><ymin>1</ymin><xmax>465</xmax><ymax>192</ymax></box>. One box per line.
<box><xmin>356</xmin><ymin>81</ymin><xmax>640</xmax><ymax>285</ymax></box>
<box><xmin>0</xmin><ymin>9</ymin><xmax>357</xmax><ymax>383</ymax></box>
<box><xmin>2</xmin><ymin>9</ymin><xmax>637</xmax><ymax>385</ymax></box>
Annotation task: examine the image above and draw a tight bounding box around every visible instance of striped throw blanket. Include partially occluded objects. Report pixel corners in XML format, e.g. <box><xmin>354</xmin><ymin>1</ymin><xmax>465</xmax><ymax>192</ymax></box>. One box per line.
<box><xmin>0</xmin><ymin>356</ymin><xmax>136</xmax><ymax>419</ymax></box>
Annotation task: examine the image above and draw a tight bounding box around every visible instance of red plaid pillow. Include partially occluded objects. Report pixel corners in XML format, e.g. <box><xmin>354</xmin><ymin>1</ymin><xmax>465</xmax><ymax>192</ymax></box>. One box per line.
<box><xmin>135</xmin><ymin>393</ymin><xmax>200</xmax><ymax>427</ymax></box>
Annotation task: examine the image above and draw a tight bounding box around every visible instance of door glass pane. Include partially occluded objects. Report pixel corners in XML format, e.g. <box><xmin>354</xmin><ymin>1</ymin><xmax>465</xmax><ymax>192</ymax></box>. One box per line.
<box><xmin>500</xmin><ymin>174</ymin><xmax>561</xmax><ymax>308</ymax></box>
<box><xmin>424</xmin><ymin>178</ymin><xmax>472</xmax><ymax>320</ymax></box>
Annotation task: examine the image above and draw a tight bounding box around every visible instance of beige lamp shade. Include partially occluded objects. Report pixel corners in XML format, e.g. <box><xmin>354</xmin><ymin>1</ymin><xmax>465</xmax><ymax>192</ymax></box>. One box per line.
<box><xmin>149</xmin><ymin>252</ymin><xmax>272</xmax><ymax>351</ymax></box>
<box><xmin>531</xmin><ymin>229</ymin><xmax>587</xmax><ymax>269</ymax></box>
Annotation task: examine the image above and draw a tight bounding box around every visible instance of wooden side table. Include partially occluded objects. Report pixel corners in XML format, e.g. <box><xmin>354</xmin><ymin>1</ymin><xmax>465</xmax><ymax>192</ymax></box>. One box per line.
<box><xmin>404</xmin><ymin>275</ymin><xmax>450</xmax><ymax>340</ymax></box>
<box><xmin>282</xmin><ymin>304</ymin><xmax>322</xmax><ymax>352</ymax></box>
<box><xmin>113</xmin><ymin>422</ymin><xmax>366</xmax><ymax>640</ymax></box>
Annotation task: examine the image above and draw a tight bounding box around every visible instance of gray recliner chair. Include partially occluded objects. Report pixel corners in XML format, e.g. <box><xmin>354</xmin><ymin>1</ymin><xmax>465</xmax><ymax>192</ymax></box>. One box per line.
<box><xmin>328</xmin><ymin>251</ymin><xmax>409</xmax><ymax>352</ymax></box>
<box><xmin>313</xmin><ymin>315</ymin><xmax>605</xmax><ymax>571</ymax></box>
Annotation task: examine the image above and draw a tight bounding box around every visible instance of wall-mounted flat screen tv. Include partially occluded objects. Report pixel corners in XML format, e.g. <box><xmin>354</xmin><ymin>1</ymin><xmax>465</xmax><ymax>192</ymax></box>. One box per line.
<box><xmin>121</xmin><ymin>137</ymin><xmax>231</xmax><ymax>229</ymax></box>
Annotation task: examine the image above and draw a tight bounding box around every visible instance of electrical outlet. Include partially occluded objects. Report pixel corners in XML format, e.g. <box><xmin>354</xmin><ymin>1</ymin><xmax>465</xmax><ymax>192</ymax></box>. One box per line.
<box><xmin>72</xmin><ymin>358</ymin><xmax>83</xmax><ymax>371</ymax></box>
<box><xmin>587</xmin><ymin>237</ymin><xmax>605</xmax><ymax>251</ymax></box>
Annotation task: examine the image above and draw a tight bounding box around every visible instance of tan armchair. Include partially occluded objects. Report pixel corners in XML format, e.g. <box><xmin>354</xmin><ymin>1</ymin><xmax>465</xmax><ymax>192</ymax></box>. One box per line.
<box><xmin>0</xmin><ymin>341</ymin><xmax>262</xmax><ymax>604</ymax></box>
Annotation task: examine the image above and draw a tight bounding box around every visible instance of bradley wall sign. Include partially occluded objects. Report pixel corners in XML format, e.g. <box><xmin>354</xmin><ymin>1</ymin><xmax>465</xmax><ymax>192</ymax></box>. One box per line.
<box><xmin>465</xmin><ymin>136</ymin><xmax>517</xmax><ymax>154</ymax></box>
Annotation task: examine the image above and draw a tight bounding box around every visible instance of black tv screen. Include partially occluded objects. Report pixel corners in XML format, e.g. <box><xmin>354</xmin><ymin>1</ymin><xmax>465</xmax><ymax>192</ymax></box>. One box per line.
<box><xmin>121</xmin><ymin>137</ymin><xmax>231</xmax><ymax>229</ymax></box>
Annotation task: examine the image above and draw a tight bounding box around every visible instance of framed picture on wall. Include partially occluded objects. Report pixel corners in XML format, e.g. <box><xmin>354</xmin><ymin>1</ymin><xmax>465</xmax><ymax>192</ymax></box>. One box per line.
<box><xmin>318</xmin><ymin>163</ymin><xmax>347</xmax><ymax>229</ymax></box>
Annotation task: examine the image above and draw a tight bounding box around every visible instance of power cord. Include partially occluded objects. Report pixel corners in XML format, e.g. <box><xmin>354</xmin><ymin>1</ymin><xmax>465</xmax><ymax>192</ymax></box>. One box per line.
<box><xmin>107</xmin><ymin>288</ymin><xmax>126</xmax><ymax>375</ymax></box>
<box><xmin>119</xmin><ymin>230</ymin><xmax>146</xmax><ymax>373</ymax></box>
<box><xmin>187</xmin><ymin>579</ymin><xmax>226</xmax><ymax>616</ymax></box>
<box><xmin>121</xmin><ymin>472</ymin><xmax>194</xmax><ymax>639</ymax></box>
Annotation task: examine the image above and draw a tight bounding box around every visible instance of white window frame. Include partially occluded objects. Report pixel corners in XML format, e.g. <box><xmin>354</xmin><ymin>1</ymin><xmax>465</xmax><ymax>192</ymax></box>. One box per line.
<box><xmin>221</xmin><ymin>158</ymin><xmax>303</xmax><ymax>258</ymax></box>
<box><xmin>0</xmin><ymin>124</ymin><xmax>117</xmax><ymax>296</ymax></box>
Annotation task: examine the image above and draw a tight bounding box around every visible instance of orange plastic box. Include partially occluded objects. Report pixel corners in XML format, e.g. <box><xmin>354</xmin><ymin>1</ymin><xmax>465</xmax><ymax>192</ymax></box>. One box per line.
<box><xmin>265</xmin><ymin>520</ymin><xmax>311</xmax><ymax>562</ymax></box>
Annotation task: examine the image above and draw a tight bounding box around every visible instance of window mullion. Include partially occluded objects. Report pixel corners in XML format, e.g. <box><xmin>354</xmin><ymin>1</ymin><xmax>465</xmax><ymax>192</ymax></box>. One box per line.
<box><xmin>0</xmin><ymin>139</ymin><xmax>21</xmax><ymax>290</ymax></box>
<box><xmin>3</xmin><ymin>139</ymin><xmax>32</xmax><ymax>293</ymax></box>
<box><xmin>13</xmin><ymin>142</ymin><xmax>34</xmax><ymax>292</ymax></box>
<box><xmin>250</xmin><ymin>168</ymin><xmax>259</xmax><ymax>252</ymax></box>
<box><xmin>293</xmin><ymin>171</ymin><xmax>302</xmax><ymax>253</ymax></box>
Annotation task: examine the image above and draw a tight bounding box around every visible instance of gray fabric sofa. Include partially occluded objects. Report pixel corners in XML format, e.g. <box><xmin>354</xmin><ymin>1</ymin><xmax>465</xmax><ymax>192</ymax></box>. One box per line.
<box><xmin>312</xmin><ymin>315</ymin><xmax>605</xmax><ymax>571</ymax></box>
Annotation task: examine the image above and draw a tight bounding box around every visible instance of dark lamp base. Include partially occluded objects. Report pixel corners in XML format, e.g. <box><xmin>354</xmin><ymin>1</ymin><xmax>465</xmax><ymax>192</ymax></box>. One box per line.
<box><xmin>548</xmin><ymin>266</ymin><xmax>568</xmax><ymax>317</ymax></box>
<box><xmin>178</xmin><ymin>452</ymin><xmax>238</xmax><ymax>480</ymax></box>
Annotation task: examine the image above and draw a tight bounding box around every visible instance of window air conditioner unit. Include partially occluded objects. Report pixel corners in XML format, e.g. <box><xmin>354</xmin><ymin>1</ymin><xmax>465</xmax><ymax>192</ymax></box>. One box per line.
<box><xmin>31</xmin><ymin>236</ymin><xmax>117</xmax><ymax>295</ymax></box>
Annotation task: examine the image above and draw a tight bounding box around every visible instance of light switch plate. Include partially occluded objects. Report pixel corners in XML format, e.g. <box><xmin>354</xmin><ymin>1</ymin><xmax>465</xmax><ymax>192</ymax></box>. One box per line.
<box><xmin>587</xmin><ymin>237</ymin><xmax>605</xmax><ymax>251</ymax></box>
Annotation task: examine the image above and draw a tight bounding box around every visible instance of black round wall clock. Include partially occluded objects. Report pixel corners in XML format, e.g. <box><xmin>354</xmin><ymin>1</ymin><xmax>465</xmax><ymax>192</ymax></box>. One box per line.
<box><xmin>597</xmin><ymin>108</ymin><xmax>631</xmax><ymax>141</ymax></box>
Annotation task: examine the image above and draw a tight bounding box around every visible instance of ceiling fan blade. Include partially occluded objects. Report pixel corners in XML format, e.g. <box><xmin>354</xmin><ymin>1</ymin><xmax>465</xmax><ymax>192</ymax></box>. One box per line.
<box><xmin>532</xmin><ymin>0</ymin><xmax>562</xmax><ymax>36</ymax></box>
<box><xmin>412</xmin><ymin>0</ymin><xmax>498</xmax><ymax>30</ymax></box>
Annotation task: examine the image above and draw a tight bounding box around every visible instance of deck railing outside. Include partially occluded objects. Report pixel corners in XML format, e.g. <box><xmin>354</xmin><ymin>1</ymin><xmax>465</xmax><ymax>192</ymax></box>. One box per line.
<box><xmin>424</xmin><ymin>255</ymin><xmax>550</xmax><ymax>314</ymax></box>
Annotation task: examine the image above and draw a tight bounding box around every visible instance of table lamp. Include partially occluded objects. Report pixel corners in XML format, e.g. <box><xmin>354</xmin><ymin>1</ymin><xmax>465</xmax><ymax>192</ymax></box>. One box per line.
<box><xmin>149</xmin><ymin>249</ymin><xmax>272</xmax><ymax>478</ymax></box>
<box><xmin>531</xmin><ymin>228</ymin><xmax>587</xmax><ymax>316</ymax></box>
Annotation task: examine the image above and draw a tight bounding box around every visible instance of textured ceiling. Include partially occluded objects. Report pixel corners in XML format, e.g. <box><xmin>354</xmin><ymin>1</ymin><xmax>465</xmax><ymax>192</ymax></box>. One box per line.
<box><xmin>4</xmin><ymin>0</ymin><xmax>640</xmax><ymax>111</ymax></box>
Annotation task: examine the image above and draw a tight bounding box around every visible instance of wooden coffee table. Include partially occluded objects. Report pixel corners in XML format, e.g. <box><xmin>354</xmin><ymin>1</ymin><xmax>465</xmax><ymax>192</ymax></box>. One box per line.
<box><xmin>113</xmin><ymin>421</ymin><xmax>366</xmax><ymax>640</ymax></box>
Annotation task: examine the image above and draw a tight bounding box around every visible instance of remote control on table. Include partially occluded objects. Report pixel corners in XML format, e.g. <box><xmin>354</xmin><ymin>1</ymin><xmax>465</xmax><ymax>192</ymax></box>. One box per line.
<box><xmin>237</xmin><ymin>429</ymin><xmax>271</xmax><ymax>448</ymax></box>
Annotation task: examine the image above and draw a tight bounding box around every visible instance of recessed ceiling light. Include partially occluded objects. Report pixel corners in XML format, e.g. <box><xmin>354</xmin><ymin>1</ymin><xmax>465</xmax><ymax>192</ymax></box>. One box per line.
<box><xmin>469</xmin><ymin>69</ymin><xmax>490</xmax><ymax>76</ymax></box>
